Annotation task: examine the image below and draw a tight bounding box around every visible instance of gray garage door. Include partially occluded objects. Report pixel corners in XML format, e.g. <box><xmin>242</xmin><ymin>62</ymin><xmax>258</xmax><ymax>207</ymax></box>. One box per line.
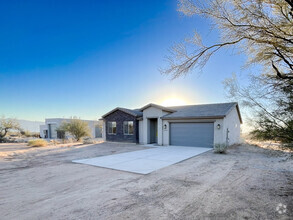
<box><xmin>170</xmin><ymin>123</ymin><xmax>214</xmax><ymax>148</ymax></box>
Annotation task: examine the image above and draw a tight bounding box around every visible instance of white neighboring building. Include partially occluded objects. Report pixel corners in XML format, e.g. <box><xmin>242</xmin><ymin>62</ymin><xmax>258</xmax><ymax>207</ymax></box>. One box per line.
<box><xmin>40</xmin><ymin>118</ymin><xmax>102</xmax><ymax>139</ymax></box>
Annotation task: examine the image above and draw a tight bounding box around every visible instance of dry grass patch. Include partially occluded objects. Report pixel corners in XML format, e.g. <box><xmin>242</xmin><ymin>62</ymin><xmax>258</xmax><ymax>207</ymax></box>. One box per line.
<box><xmin>27</xmin><ymin>139</ymin><xmax>48</xmax><ymax>147</ymax></box>
<box><xmin>246</xmin><ymin>139</ymin><xmax>293</xmax><ymax>153</ymax></box>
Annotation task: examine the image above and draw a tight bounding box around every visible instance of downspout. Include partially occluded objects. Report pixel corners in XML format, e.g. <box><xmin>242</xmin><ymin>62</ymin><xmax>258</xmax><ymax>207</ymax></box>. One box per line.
<box><xmin>226</xmin><ymin>128</ymin><xmax>230</xmax><ymax>146</ymax></box>
<box><xmin>161</xmin><ymin>117</ymin><xmax>163</xmax><ymax>146</ymax></box>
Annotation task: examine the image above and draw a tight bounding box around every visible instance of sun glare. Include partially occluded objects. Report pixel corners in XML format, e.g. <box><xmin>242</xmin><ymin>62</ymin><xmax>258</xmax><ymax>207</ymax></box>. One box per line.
<box><xmin>161</xmin><ymin>98</ymin><xmax>187</xmax><ymax>107</ymax></box>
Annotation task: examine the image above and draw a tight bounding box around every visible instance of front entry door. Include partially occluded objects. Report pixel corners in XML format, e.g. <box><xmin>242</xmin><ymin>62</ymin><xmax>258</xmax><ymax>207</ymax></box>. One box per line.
<box><xmin>150</xmin><ymin>119</ymin><xmax>158</xmax><ymax>144</ymax></box>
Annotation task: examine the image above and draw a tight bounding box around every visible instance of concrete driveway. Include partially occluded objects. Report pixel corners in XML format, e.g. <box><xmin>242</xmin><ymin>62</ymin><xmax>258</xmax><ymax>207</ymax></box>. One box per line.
<box><xmin>73</xmin><ymin>146</ymin><xmax>211</xmax><ymax>174</ymax></box>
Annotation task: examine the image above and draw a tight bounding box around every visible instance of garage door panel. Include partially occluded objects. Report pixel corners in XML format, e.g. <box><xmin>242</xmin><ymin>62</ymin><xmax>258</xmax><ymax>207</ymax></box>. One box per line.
<box><xmin>170</xmin><ymin>123</ymin><xmax>214</xmax><ymax>148</ymax></box>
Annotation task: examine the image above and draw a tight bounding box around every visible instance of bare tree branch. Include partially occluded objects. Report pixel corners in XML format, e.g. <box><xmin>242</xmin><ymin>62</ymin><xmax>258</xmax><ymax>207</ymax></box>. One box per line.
<box><xmin>162</xmin><ymin>0</ymin><xmax>293</xmax><ymax>80</ymax></box>
<box><xmin>272</xmin><ymin>61</ymin><xmax>293</xmax><ymax>79</ymax></box>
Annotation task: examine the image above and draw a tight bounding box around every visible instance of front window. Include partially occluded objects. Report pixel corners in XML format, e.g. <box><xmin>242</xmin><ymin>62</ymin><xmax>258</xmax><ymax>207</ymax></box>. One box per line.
<box><xmin>108</xmin><ymin>122</ymin><xmax>116</xmax><ymax>134</ymax></box>
<box><xmin>123</xmin><ymin>121</ymin><xmax>134</xmax><ymax>135</ymax></box>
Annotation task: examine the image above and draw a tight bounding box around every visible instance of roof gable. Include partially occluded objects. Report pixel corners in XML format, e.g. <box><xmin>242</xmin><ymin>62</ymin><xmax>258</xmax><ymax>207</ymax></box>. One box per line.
<box><xmin>102</xmin><ymin>107</ymin><xmax>143</xmax><ymax>118</ymax></box>
<box><xmin>140</xmin><ymin>103</ymin><xmax>175</xmax><ymax>113</ymax></box>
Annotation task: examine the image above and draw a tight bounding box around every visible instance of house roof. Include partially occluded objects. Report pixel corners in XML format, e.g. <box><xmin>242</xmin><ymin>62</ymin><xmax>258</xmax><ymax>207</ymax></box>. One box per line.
<box><xmin>102</xmin><ymin>102</ymin><xmax>242</xmax><ymax>123</ymax></box>
<box><xmin>161</xmin><ymin>102</ymin><xmax>242</xmax><ymax>123</ymax></box>
<box><xmin>102</xmin><ymin>107</ymin><xmax>143</xmax><ymax>118</ymax></box>
<box><xmin>139</xmin><ymin>103</ymin><xmax>175</xmax><ymax>112</ymax></box>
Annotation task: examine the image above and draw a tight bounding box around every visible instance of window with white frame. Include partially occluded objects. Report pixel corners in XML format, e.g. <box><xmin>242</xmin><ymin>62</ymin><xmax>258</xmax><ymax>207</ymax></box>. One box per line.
<box><xmin>123</xmin><ymin>121</ymin><xmax>134</xmax><ymax>135</ymax></box>
<box><xmin>108</xmin><ymin>121</ymin><xmax>116</xmax><ymax>134</ymax></box>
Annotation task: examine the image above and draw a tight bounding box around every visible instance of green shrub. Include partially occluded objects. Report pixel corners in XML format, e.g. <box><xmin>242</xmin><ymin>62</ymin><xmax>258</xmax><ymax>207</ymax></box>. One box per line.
<box><xmin>214</xmin><ymin>143</ymin><xmax>227</xmax><ymax>154</ymax></box>
<box><xmin>58</xmin><ymin>119</ymin><xmax>90</xmax><ymax>141</ymax></box>
<box><xmin>27</xmin><ymin>139</ymin><xmax>48</xmax><ymax>147</ymax></box>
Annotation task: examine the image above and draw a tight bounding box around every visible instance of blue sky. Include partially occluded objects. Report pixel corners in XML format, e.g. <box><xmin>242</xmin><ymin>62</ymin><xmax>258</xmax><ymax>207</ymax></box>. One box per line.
<box><xmin>0</xmin><ymin>0</ymin><xmax>249</xmax><ymax>121</ymax></box>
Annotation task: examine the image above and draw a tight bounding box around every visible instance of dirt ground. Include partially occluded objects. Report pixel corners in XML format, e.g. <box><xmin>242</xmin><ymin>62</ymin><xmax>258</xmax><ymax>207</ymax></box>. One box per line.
<box><xmin>0</xmin><ymin>142</ymin><xmax>292</xmax><ymax>220</ymax></box>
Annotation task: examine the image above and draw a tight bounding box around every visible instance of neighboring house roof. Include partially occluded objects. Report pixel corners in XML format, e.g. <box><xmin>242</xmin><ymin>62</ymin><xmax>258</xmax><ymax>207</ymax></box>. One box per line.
<box><xmin>162</xmin><ymin>102</ymin><xmax>242</xmax><ymax>123</ymax></box>
<box><xmin>102</xmin><ymin>107</ymin><xmax>143</xmax><ymax>118</ymax></box>
<box><xmin>139</xmin><ymin>103</ymin><xmax>175</xmax><ymax>112</ymax></box>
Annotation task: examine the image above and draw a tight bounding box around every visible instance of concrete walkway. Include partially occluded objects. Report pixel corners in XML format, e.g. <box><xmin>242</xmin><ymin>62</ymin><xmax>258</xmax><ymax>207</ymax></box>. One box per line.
<box><xmin>73</xmin><ymin>146</ymin><xmax>211</xmax><ymax>174</ymax></box>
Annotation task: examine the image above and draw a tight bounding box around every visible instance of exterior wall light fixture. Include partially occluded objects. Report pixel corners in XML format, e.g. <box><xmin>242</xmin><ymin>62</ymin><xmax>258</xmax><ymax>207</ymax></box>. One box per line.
<box><xmin>164</xmin><ymin>124</ymin><xmax>167</xmax><ymax>130</ymax></box>
<box><xmin>217</xmin><ymin>124</ymin><xmax>221</xmax><ymax>129</ymax></box>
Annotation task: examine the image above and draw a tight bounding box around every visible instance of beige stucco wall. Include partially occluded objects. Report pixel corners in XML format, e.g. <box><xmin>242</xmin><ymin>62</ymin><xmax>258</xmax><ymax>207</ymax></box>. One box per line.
<box><xmin>141</xmin><ymin>107</ymin><xmax>169</xmax><ymax>145</ymax></box>
<box><xmin>223</xmin><ymin>107</ymin><xmax>241</xmax><ymax>145</ymax></box>
<box><xmin>213</xmin><ymin>119</ymin><xmax>225</xmax><ymax>145</ymax></box>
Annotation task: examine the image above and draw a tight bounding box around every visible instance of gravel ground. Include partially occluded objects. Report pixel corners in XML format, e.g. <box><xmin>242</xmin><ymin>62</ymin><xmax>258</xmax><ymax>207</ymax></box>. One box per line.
<box><xmin>0</xmin><ymin>142</ymin><xmax>292</xmax><ymax>220</ymax></box>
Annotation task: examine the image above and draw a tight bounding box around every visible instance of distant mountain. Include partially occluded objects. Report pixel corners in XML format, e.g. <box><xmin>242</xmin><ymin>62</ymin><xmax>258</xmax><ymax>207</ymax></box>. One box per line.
<box><xmin>17</xmin><ymin>119</ymin><xmax>45</xmax><ymax>133</ymax></box>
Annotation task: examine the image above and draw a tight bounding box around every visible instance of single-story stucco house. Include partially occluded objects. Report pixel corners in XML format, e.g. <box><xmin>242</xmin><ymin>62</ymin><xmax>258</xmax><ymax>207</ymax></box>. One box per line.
<box><xmin>101</xmin><ymin>102</ymin><xmax>242</xmax><ymax>148</ymax></box>
<box><xmin>40</xmin><ymin>118</ymin><xmax>102</xmax><ymax>139</ymax></box>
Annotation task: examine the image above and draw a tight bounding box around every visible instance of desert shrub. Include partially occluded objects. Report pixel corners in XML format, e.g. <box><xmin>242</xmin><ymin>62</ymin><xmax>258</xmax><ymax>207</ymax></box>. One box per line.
<box><xmin>83</xmin><ymin>138</ymin><xmax>95</xmax><ymax>144</ymax></box>
<box><xmin>31</xmin><ymin>132</ymin><xmax>40</xmax><ymax>138</ymax></box>
<box><xmin>58</xmin><ymin>119</ymin><xmax>90</xmax><ymax>141</ymax></box>
<box><xmin>27</xmin><ymin>139</ymin><xmax>48</xmax><ymax>147</ymax></box>
<box><xmin>214</xmin><ymin>143</ymin><xmax>227</xmax><ymax>154</ymax></box>
<box><xmin>21</xmin><ymin>130</ymin><xmax>32</xmax><ymax>137</ymax></box>
<box><xmin>63</xmin><ymin>138</ymin><xmax>74</xmax><ymax>144</ymax></box>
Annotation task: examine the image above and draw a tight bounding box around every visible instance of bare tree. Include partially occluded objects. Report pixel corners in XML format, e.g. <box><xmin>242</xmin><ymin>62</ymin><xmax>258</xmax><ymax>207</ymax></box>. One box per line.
<box><xmin>0</xmin><ymin>117</ymin><xmax>20</xmax><ymax>142</ymax></box>
<box><xmin>162</xmin><ymin>0</ymin><xmax>293</xmax><ymax>80</ymax></box>
<box><xmin>224</xmin><ymin>73</ymin><xmax>293</xmax><ymax>142</ymax></box>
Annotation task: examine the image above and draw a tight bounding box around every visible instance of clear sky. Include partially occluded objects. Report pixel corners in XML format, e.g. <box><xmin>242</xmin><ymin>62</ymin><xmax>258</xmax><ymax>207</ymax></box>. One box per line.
<box><xmin>0</xmin><ymin>0</ymin><xmax>249</xmax><ymax>121</ymax></box>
